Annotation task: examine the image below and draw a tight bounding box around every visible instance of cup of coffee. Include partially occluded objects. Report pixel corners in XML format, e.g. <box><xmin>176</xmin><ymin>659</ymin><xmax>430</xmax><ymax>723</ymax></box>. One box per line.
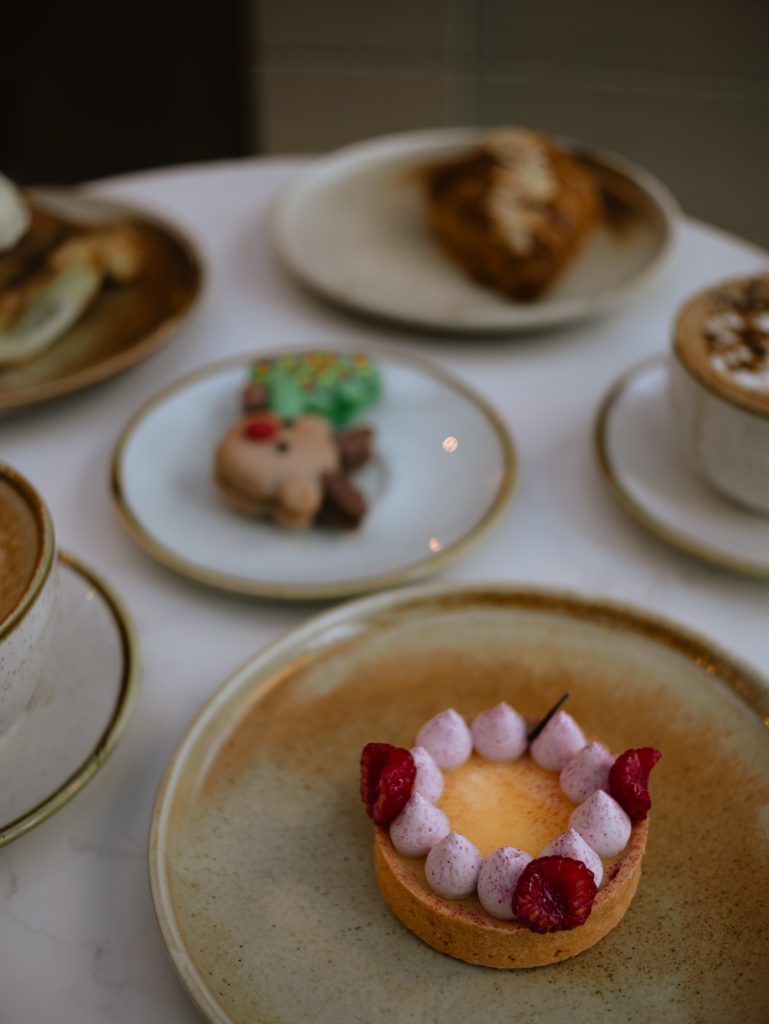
<box><xmin>668</xmin><ymin>273</ymin><xmax>769</xmax><ymax>514</ymax></box>
<box><xmin>0</xmin><ymin>464</ymin><xmax>58</xmax><ymax>736</ymax></box>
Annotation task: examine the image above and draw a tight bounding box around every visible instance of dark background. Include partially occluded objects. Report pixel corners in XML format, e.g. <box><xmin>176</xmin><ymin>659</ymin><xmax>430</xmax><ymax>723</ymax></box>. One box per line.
<box><xmin>4</xmin><ymin>0</ymin><xmax>769</xmax><ymax>248</ymax></box>
<box><xmin>2</xmin><ymin>0</ymin><xmax>251</xmax><ymax>184</ymax></box>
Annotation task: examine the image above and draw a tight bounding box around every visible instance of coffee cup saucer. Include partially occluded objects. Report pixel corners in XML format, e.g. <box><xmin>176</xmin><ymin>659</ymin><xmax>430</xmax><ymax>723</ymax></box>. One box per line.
<box><xmin>595</xmin><ymin>356</ymin><xmax>769</xmax><ymax>578</ymax></box>
<box><xmin>0</xmin><ymin>552</ymin><xmax>138</xmax><ymax>846</ymax></box>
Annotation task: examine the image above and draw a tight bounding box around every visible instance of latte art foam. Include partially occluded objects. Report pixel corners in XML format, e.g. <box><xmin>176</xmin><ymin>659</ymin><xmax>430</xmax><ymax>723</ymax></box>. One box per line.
<box><xmin>674</xmin><ymin>274</ymin><xmax>769</xmax><ymax>415</ymax></box>
<box><xmin>706</xmin><ymin>305</ymin><xmax>769</xmax><ymax>394</ymax></box>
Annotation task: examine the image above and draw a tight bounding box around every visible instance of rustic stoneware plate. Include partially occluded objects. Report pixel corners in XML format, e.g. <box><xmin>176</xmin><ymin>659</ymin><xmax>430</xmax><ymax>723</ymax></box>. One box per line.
<box><xmin>149</xmin><ymin>583</ymin><xmax>769</xmax><ymax>1024</ymax></box>
<box><xmin>274</xmin><ymin>127</ymin><xmax>679</xmax><ymax>333</ymax></box>
<box><xmin>111</xmin><ymin>348</ymin><xmax>515</xmax><ymax>599</ymax></box>
<box><xmin>596</xmin><ymin>357</ymin><xmax>769</xmax><ymax>579</ymax></box>
<box><xmin>0</xmin><ymin>188</ymin><xmax>202</xmax><ymax>413</ymax></box>
<box><xmin>0</xmin><ymin>552</ymin><xmax>138</xmax><ymax>846</ymax></box>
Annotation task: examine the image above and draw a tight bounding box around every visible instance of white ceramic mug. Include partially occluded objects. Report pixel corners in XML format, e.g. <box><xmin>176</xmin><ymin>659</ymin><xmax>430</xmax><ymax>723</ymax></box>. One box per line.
<box><xmin>669</xmin><ymin>351</ymin><xmax>769</xmax><ymax>516</ymax></box>
<box><xmin>0</xmin><ymin>465</ymin><xmax>59</xmax><ymax>737</ymax></box>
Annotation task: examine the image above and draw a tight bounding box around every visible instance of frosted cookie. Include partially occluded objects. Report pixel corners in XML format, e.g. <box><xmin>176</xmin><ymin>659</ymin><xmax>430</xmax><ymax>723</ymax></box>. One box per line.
<box><xmin>215</xmin><ymin>412</ymin><xmax>374</xmax><ymax>530</ymax></box>
<box><xmin>242</xmin><ymin>351</ymin><xmax>381</xmax><ymax>427</ymax></box>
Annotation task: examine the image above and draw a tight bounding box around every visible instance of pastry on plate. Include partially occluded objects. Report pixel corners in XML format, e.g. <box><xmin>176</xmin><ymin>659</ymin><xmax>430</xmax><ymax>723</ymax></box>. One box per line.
<box><xmin>0</xmin><ymin>173</ymin><xmax>144</xmax><ymax>367</ymax></box>
<box><xmin>360</xmin><ymin>697</ymin><xmax>660</xmax><ymax>968</ymax></box>
<box><xmin>215</xmin><ymin>352</ymin><xmax>380</xmax><ymax>530</ymax></box>
<box><xmin>420</xmin><ymin>128</ymin><xmax>600</xmax><ymax>300</ymax></box>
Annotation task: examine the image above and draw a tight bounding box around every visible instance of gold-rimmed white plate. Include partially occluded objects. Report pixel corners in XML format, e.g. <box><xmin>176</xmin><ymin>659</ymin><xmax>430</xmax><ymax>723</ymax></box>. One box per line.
<box><xmin>274</xmin><ymin>127</ymin><xmax>679</xmax><ymax>333</ymax></box>
<box><xmin>596</xmin><ymin>357</ymin><xmax>769</xmax><ymax>579</ymax></box>
<box><xmin>149</xmin><ymin>583</ymin><xmax>769</xmax><ymax>1024</ymax></box>
<box><xmin>0</xmin><ymin>189</ymin><xmax>202</xmax><ymax>413</ymax></box>
<box><xmin>111</xmin><ymin>348</ymin><xmax>516</xmax><ymax>600</ymax></box>
<box><xmin>0</xmin><ymin>552</ymin><xmax>138</xmax><ymax>846</ymax></box>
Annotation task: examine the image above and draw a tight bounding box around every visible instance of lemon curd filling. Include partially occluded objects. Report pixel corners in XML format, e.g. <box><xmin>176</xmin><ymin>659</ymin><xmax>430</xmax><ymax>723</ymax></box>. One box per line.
<box><xmin>437</xmin><ymin>753</ymin><xmax>574</xmax><ymax>858</ymax></box>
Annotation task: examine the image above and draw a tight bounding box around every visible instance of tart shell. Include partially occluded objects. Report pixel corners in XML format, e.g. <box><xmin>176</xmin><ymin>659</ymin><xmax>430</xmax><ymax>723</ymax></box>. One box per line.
<box><xmin>373</xmin><ymin>817</ymin><xmax>648</xmax><ymax>969</ymax></box>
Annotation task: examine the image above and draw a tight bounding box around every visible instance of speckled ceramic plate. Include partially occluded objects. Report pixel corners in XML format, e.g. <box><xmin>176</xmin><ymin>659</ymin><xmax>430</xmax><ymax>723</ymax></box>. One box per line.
<box><xmin>274</xmin><ymin>128</ymin><xmax>679</xmax><ymax>333</ymax></box>
<box><xmin>149</xmin><ymin>583</ymin><xmax>769</xmax><ymax>1024</ymax></box>
<box><xmin>0</xmin><ymin>552</ymin><xmax>138</xmax><ymax>846</ymax></box>
<box><xmin>111</xmin><ymin>348</ymin><xmax>515</xmax><ymax>599</ymax></box>
<box><xmin>0</xmin><ymin>189</ymin><xmax>202</xmax><ymax>413</ymax></box>
<box><xmin>596</xmin><ymin>357</ymin><xmax>769</xmax><ymax>578</ymax></box>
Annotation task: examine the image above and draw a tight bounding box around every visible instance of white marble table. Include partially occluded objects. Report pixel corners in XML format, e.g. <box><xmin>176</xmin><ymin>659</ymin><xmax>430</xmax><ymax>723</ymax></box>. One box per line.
<box><xmin>1</xmin><ymin>159</ymin><xmax>768</xmax><ymax>1023</ymax></box>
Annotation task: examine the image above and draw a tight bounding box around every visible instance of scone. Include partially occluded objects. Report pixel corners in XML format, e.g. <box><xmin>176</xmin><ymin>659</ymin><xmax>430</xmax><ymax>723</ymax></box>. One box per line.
<box><xmin>0</xmin><ymin>173</ymin><xmax>144</xmax><ymax>367</ymax></box>
<box><xmin>360</xmin><ymin>700</ymin><xmax>660</xmax><ymax>968</ymax></box>
<box><xmin>420</xmin><ymin>128</ymin><xmax>600</xmax><ymax>300</ymax></box>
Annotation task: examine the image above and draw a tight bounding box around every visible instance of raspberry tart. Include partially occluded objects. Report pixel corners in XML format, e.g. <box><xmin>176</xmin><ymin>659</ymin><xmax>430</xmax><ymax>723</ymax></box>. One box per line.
<box><xmin>359</xmin><ymin>697</ymin><xmax>660</xmax><ymax>968</ymax></box>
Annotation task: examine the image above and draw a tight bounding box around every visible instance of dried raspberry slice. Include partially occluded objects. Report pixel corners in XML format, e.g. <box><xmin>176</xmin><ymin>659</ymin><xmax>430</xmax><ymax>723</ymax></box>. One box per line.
<box><xmin>512</xmin><ymin>855</ymin><xmax>597</xmax><ymax>933</ymax></box>
<box><xmin>360</xmin><ymin>743</ymin><xmax>416</xmax><ymax>826</ymax></box>
<box><xmin>608</xmin><ymin>747</ymin><xmax>662</xmax><ymax>821</ymax></box>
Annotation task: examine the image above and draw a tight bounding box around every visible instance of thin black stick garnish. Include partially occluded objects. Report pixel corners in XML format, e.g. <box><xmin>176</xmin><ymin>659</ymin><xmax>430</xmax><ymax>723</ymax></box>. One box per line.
<box><xmin>527</xmin><ymin>692</ymin><xmax>569</xmax><ymax>743</ymax></box>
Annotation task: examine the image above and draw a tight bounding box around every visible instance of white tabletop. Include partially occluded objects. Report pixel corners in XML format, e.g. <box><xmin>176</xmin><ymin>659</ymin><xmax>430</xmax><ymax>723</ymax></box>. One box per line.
<box><xmin>2</xmin><ymin>158</ymin><xmax>768</xmax><ymax>1023</ymax></box>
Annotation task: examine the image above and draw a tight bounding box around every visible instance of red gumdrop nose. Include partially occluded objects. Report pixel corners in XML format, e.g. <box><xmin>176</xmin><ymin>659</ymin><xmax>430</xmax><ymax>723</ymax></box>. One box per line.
<box><xmin>243</xmin><ymin>413</ymin><xmax>281</xmax><ymax>441</ymax></box>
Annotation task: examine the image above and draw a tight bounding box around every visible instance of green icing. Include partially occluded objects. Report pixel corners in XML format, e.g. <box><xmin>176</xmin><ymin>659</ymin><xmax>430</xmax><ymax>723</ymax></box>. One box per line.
<box><xmin>249</xmin><ymin>352</ymin><xmax>381</xmax><ymax>427</ymax></box>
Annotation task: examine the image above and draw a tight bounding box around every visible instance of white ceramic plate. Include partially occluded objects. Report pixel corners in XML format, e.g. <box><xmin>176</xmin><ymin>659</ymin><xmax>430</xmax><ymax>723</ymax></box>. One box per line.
<box><xmin>149</xmin><ymin>583</ymin><xmax>769</xmax><ymax>1024</ymax></box>
<box><xmin>0</xmin><ymin>552</ymin><xmax>138</xmax><ymax>846</ymax></box>
<box><xmin>595</xmin><ymin>357</ymin><xmax>769</xmax><ymax>578</ymax></box>
<box><xmin>111</xmin><ymin>349</ymin><xmax>515</xmax><ymax>599</ymax></box>
<box><xmin>274</xmin><ymin>127</ymin><xmax>679</xmax><ymax>332</ymax></box>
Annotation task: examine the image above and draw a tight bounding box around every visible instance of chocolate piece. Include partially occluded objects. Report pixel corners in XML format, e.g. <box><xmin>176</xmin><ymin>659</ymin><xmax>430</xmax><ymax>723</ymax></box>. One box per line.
<box><xmin>336</xmin><ymin>427</ymin><xmax>373</xmax><ymax>471</ymax></box>
<box><xmin>317</xmin><ymin>472</ymin><xmax>368</xmax><ymax>530</ymax></box>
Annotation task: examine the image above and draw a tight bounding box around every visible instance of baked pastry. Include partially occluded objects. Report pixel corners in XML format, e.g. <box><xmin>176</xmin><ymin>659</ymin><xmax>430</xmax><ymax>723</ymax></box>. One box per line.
<box><xmin>420</xmin><ymin>128</ymin><xmax>600</xmax><ymax>300</ymax></box>
<box><xmin>215</xmin><ymin>352</ymin><xmax>380</xmax><ymax>530</ymax></box>
<box><xmin>360</xmin><ymin>699</ymin><xmax>660</xmax><ymax>968</ymax></box>
<box><xmin>0</xmin><ymin>172</ymin><xmax>144</xmax><ymax>367</ymax></box>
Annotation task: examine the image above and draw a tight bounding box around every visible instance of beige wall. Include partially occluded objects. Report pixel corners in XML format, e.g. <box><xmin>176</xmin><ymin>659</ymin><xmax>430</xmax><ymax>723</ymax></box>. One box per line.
<box><xmin>250</xmin><ymin>0</ymin><xmax>769</xmax><ymax>249</ymax></box>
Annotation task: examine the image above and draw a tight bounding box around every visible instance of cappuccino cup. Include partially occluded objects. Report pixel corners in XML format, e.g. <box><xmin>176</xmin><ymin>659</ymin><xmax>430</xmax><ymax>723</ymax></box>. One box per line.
<box><xmin>668</xmin><ymin>273</ymin><xmax>769</xmax><ymax>515</ymax></box>
<box><xmin>0</xmin><ymin>464</ymin><xmax>58</xmax><ymax>736</ymax></box>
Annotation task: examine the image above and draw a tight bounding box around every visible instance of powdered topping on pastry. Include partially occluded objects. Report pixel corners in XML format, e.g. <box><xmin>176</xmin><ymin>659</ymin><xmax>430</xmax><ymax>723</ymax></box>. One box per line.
<box><xmin>0</xmin><ymin>174</ymin><xmax>30</xmax><ymax>252</ymax></box>
<box><xmin>415</xmin><ymin>708</ymin><xmax>473</xmax><ymax>770</ymax></box>
<box><xmin>540</xmin><ymin>828</ymin><xmax>603</xmax><ymax>887</ymax></box>
<box><xmin>530</xmin><ymin>709</ymin><xmax>586</xmax><ymax>772</ymax></box>
<box><xmin>470</xmin><ymin>702</ymin><xmax>527</xmax><ymax>761</ymax></box>
<box><xmin>559</xmin><ymin>741</ymin><xmax>614</xmax><ymax>803</ymax></box>
<box><xmin>361</xmin><ymin>696</ymin><xmax>661</xmax><ymax>949</ymax></box>
<box><xmin>484</xmin><ymin>129</ymin><xmax>557</xmax><ymax>255</ymax></box>
<box><xmin>569</xmin><ymin>789</ymin><xmax>632</xmax><ymax>857</ymax></box>
<box><xmin>244</xmin><ymin>351</ymin><xmax>381</xmax><ymax>427</ymax></box>
<box><xmin>390</xmin><ymin>792</ymin><xmax>450</xmax><ymax>857</ymax></box>
<box><xmin>477</xmin><ymin>846</ymin><xmax>532</xmax><ymax>920</ymax></box>
<box><xmin>215</xmin><ymin>353</ymin><xmax>379</xmax><ymax>531</ymax></box>
<box><xmin>425</xmin><ymin>833</ymin><xmax>483</xmax><ymax>899</ymax></box>
<box><xmin>410</xmin><ymin>745</ymin><xmax>444</xmax><ymax>803</ymax></box>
